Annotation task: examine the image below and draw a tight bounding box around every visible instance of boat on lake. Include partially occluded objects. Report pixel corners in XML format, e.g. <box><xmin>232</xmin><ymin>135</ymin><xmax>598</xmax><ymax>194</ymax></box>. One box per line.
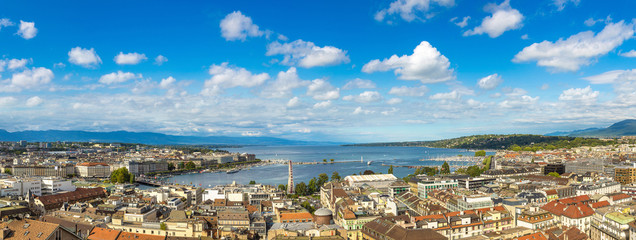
<box><xmin>226</xmin><ymin>169</ymin><xmax>240</xmax><ymax>174</ymax></box>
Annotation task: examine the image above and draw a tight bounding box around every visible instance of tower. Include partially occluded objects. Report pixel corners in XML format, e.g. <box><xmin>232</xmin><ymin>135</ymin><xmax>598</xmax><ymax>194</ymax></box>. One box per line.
<box><xmin>287</xmin><ymin>160</ymin><xmax>294</xmax><ymax>194</ymax></box>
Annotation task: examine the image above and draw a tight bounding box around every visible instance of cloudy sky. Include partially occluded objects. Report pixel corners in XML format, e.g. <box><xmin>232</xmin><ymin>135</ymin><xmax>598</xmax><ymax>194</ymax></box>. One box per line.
<box><xmin>0</xmin><ymin>0</ymin><xmax>635</xmax><ymax>142</ymax></box>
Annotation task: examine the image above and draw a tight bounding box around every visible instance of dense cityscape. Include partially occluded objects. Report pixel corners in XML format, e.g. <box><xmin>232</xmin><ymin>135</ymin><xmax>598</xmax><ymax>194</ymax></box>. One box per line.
<box><xmin>0</xmin><ymin>137</ymin><xmax>633</xmax><ymax>239</ymax></box>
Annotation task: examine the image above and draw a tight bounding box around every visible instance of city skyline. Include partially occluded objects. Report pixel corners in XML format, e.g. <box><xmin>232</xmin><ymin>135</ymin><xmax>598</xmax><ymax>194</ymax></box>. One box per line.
<box><xmin>0</xmin><ymin>0</ymin><xmax>635</xmax><ymax>142</ymax></box>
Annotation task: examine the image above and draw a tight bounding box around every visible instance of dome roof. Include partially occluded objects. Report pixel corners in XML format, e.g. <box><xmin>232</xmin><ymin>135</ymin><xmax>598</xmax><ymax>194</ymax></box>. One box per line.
<box><xmin>314</xmin><ymin>208</ymin><xmax>333</xmax><ymax>216</ymax></box>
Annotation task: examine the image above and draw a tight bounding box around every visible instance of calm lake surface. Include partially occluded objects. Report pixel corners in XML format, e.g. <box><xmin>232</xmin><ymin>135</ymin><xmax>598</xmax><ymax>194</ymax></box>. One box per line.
<box><xmin>166</xmin><ymin>145</ymin><xmax>482</xmax><ymax>187</ymax></box>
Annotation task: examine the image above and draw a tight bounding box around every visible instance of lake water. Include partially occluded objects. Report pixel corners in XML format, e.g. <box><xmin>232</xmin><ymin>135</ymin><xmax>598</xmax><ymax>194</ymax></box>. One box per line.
<box><xmin>166</xmin><ymin>145</ymin><xmax>483</xmax><ymax>187</ymax></box>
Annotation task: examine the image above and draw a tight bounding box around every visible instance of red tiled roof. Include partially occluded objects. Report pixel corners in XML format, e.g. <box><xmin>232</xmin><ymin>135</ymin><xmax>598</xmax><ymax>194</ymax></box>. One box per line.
<box><xmin>591</xmin><ymin>201</ymin><xmax>610</xmax><ymax>209</ymax></box>
<box><xmin>77</xmin><ymin>162</ymin><xmax>109</xmax><ymax>167</ymax></box>
<box><xmin>612</xmin><ymin>193</ymin><xmax>631</xmax><ymax>201</ymax></box>
<box><xmin>280</xmin><ymin>212</ymin><xmax>313</xmax><ymax>221</ymax></box>
<box><xmin>561</xmin><ymin>203</ymin><xmax>594</xmax><ymax>219</ymax></box>
<box><xmin>413</xmin><ymin>214</ymin><xmax>446</xmax><ymax>221</ymax></box>
<box><xmin>37</xmin><ymin>187</ymin><xmax>106</xmax><ymax>209</ymax></box>
<box><xmin>545</xmin><ymin>189</ymin><xmax>558</xmax><ymax>195</ymax></box>
<box><xmin>118</xmin><ymin>231</ymin><xmax>165</xmax><ymax>240</ymax></box>
<box><xmin>516</xmin><ymin>232</ymin><xmax>548</xmax><ymax>240</ymax></box>
<box><xmin>87</xmin><ymin>227</ymin><xmax>121</xmax><ymax>240</ymax></box>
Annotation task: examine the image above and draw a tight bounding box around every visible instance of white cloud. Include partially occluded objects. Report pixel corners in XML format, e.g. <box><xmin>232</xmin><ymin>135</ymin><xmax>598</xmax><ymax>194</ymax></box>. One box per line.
<box><xmin>0</xmin><ymin>96</ymin><xmax>17</xmax><ymax>106</ymax></box>
<box><xmin>68</xmin><ymin>47</ymin><xmax>102</xmax><ymax>68</ymax></box>
<box><xmin>513</xmin><ymin>21</ymin><xmax>635</xmax><ymax>72</ymax></box>
<box><xmin>611</xmin><ymin>70</ymin><xmax>636</xmax><ymax>105</ymax></box>
<box><xmin>220</xmin><ymin>11</ymin><xmax>263</xmax><ymax>41</ymax></box>
<box><xmin>0</xmin><ymin>18</ymin><xmax>14</xmax><ymax>30</ymax></box>
<box><xmin>307</xmin><ymin>79</ymin><xmax>340</xmax><ymax>100</ymax></box>
<box><xmin>342</xmin><ymin>78</ymin><xmax>376</xmax><ymax>90</ymax></box>
<box><xmin>353</xmin><ymin>106</ymin><xmax>374</xmax><ymax>115</ymax></box>
<box><xmin>541</xmin><ymin>83</ymin><xmax>549</xmax><ymax>90</ymax></box>
<box><xmin>297</xmin><ymin>128</ymin><xmax>311</xmax><ymax>133</ymax></box>
<box><xmin>17</xmin><ymin>20</ymin><xmax>37</xmax><ymax>39</ymax></box>
<box><xmin>553</xmin><ymin>0</ymin><xmax>580</xmax><ymax>11</ymax></box>
<box><xmin>521</xmin><ymin>34</ymin><xmax>529</xmax><ymax>40</ymax></box>
<box><xmin>583</xmin><ymin>70</ymin><xmax>631</xmax><ymax>84</ymax></box>
<box><xmin>620</xmin><ymin>50</ymin><xmax>636</xmax><ymax>58</ymax></box>
<box><xmin>429</xmin><ymin>90</ymin><xmax>461</xmax><ymax>100</ymax></box>
<box><xmin>558</xmin><ymin>86</ymin><xmax>599</xmax><ymax>103</ymax></box>
<box><xmin>261</xmin><ymin>67</ymin><xmax>310</xmax><ymax>98</ymax></box>
<box><xmin>388</xmin><ymin>85</ymin><xmax>428</xmax><ymax>96</ymax></box>
<box><xmin>7</xmin><ymin>59</ymin><xmax>29</xmax><ymax>70</ymax></box>
<box><xmin>343</xmin><ymin>91</ymin><xmax>383</xmax><ymax>103</ymax></box>
<box><xmin>499</xmin><ymin>95</ymin><xmax>538</xmax><ymax>108</ymax></box>
<box><xmin>287</xmin><ymin>97</ymin><xmax>301</xmax><ymax>108</ymax></box>
<box><xmin>241</xmin><ymin>131</ymin><xmax>262</xmax><ymax>136</ymax></box>
<box><xmin>266</xmin><ymin>40</ymin><xmax>350</xmax><ymax>68</ymax></box>
<box><xmin>26</xmin><ymin>96</ymin><xmax>43</xmax><ymax>107</ymax></box>
<box><xmin>477</xmin><ymin>73</ymin><xmax>503</xmax><ymax>90</ymax></box>
<box><xmin>451</xmin><ymin>16</ymin><xmax>470</xmax><ymax>28</ymax></box>
<box><xmin>154</xmin><ymin>55</ymin><xmax>168</xmax><ymax>65</ymax></box>
<box><xmin>159</xmin><ymin>76</ymin><xmax>176</xmax><ymax>89</ymax></box>
<box><xmin>313</xmin><ymin>100</ymin><xmax>332</xmax><ymax>109</ymax></box>
<box><xmin>202</xmin><ymin>63</ymin><xmax>269</xmax><ymax>95</ymax></box>
<box><xmin>99</xmin><ymin>71</ymin><xmax>142</xmax><ymax>85</ymax></box>
<box><xmin>375</xmin><ymin>0</ymin><xmax>455</xmax><ymax>22</ymax></box>
<box><xmin>387</xmin><ymin>98</ymin><xmax>403</xmax><ymax>105</ymax></box>
<box><xmin>502</xmin><ymin>87</ymin><xmax>528</xmax><ymax>96</ymax></box>
<box><xmin>362</xmin><ymin>41</ymin><xmax>454</xmax><ymax>83</ymax></box>
<box><xmin>584</xmin><ymin>16</ymin><xmax>612</xmax><ymax>27</ymax></box>
<box><xmin>114</xmin><ymin>52</ymin><xmax>147</xmax><ymax>65</ymax></box>
<box><xmin>464</xmin><ymin>0</ymin><xmax>524</xmax><ymax>38</ymax></box>
<box><xmin>0</xmin><ymin>67</ymin><xmax>54</xmax><ymax>92</ymax></box>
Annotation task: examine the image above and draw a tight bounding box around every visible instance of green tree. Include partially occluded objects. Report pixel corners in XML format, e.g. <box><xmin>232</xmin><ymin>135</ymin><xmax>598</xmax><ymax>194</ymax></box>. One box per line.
<box><xmin>110</xmin><ymin>168</ymin><xmax>131</xmax><ymax>184</ymax></box>
<box><xmin>278</xmin><ymin>184</ymin><xmax>286</xmax><ymax>192</ymax></box>
<box><xmin>388</xmin><ymin>165</ymin><xmax>394</xmax><ymax>174</ymax></box>
<box><xmin>308</xmin><ymin>178</ymin><xmax>317</xmax><ymax>194</ymax></box>
<box><xmin>441</xmin><ymin>161</ymin><xmax>450</xmax><ymax>174</ymax></box>
<box><xmin>330</xmin><ymin>159</ymin><xmax>334</xmax><ymax>163</ymax></box>
<box><xmin>363</xmin><ymin>170</ymin><xmax>375</xmax><ymax>175</ymax></box>
<box><xmin>249</xmin><ymin>180</ymin><xmax>256</xmax><ymax>184</ymax></box>
<box><xmin>547</xmin><ymin>172</ymin><xmax>560</xmax><ymax>178</ymax></box>
<box><xmin>185</xmin><ymin>161</ymin><xmax>196</xmax><ymax>170</ymax></box>
<box><xmin>323</xmin><ymin>159</ymin><xmax>327</xmax><ymax>163</ymax></box>
<box><xmin>160</xmin><ymin>222</ymin><xmax>167</xmax><ymax>230</ymax></box>
<box><xmin>318</xmin><ymin>173</ymin><xmax>329</xmax><ymax>187</ymax></box>
<box><xmin>4</xmin><ymin>169</ymin><xmax>11</xmax><ymax>175</ymax></box>
<box><xmin>331</xmin><ymin>171</ymin><xmax>341</xmax><ymax>181</ymax></box>
<box><xmin>475</xmin><ymin>150</ymin><xmax>486</xmax><ymax>157</ymax></box>
<box><xmin>295</xmin><ymin>182</ymin><xmax>308</xmax><ymax>196</ymax></box>
<box><xmin>178</xmin><ymin>162</ymin><xmax>185</xmax><ymax>169</ymax></box>
<box><xmin>168</xmin><ymin>163</ymin><xmax>175</xmax><ymax>171</ymax></box>
<box><xmin>129</xmin><ymin>174</ymin><xmax>135</xmax><ymax>184</ymax></box>
<box><xmin>301</xmin><ymin>201</ymin><xmax>316</xmax><ymax>214</ymax></box>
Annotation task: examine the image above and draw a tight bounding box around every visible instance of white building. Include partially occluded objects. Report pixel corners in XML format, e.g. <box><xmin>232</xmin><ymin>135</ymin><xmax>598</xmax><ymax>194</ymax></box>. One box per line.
<box><xmin>344</xmin><ymin>174</ymin><xmax>398</xmax><ymax>189</ymax></box>
<box><xmin>417</xmin><ymin>178</ymin><xmax>458</xmax><ymax>198</ymax></box>
<box><xmin>0</xmin><ymin>178</ymin><xmax>42</xmax><ymax>196</ymax></box>
<box><xmin>202</xmin><ymin>189</ymin><xmax>225</xmax><ymax>202</ymax></box>
<box><xmin>75</xmin><ymin>162</ymin><xmax>111</xmax><ymax>178</ymax></box>
<box><xmin>41</xmin><ymin>177</ymin><xmax>75</xmax><ymax>195</ymax></box>
<box><xmin>572</xmin><ymin>180</ymin><xmax>621</xmax><ymax>196</ymax></box>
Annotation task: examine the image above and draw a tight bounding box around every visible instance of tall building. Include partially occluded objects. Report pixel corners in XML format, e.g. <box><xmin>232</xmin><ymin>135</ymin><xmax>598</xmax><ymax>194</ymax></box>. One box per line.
<box><xmin>615</xmin><ymin>165</ymin><xmax>636</xmax><ymax>185</ymax></box>
<box><xmin>287</xmin><ymin>160</ymin><xmax>294</xmax><ymax>194</ymax></box>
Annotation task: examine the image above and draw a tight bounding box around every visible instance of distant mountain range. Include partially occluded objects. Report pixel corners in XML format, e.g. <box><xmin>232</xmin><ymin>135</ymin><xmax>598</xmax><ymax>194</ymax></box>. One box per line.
<box><xmin>546</xmin><ymin>119</ymin><xmax>636</xmax><ymax>137</ymax></box>
<box><xmin>0</xmin><ymin>129</ymin><xmax>338</xmax><ymax>146</ymax></box>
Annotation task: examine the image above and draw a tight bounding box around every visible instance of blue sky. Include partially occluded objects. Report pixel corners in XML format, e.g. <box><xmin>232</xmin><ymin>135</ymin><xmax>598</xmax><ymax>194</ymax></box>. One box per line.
<box><xmin>0</xmin><ymin>0</ymin><xmax>635</xmax><ymax>142</ymax></box>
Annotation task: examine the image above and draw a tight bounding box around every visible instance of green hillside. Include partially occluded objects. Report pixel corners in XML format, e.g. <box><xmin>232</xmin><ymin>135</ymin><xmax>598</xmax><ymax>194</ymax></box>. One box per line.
<box><xmin>346</xmin><ymin>134</ymin><xmax>620</xmax><ymax>150</ymax></box>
